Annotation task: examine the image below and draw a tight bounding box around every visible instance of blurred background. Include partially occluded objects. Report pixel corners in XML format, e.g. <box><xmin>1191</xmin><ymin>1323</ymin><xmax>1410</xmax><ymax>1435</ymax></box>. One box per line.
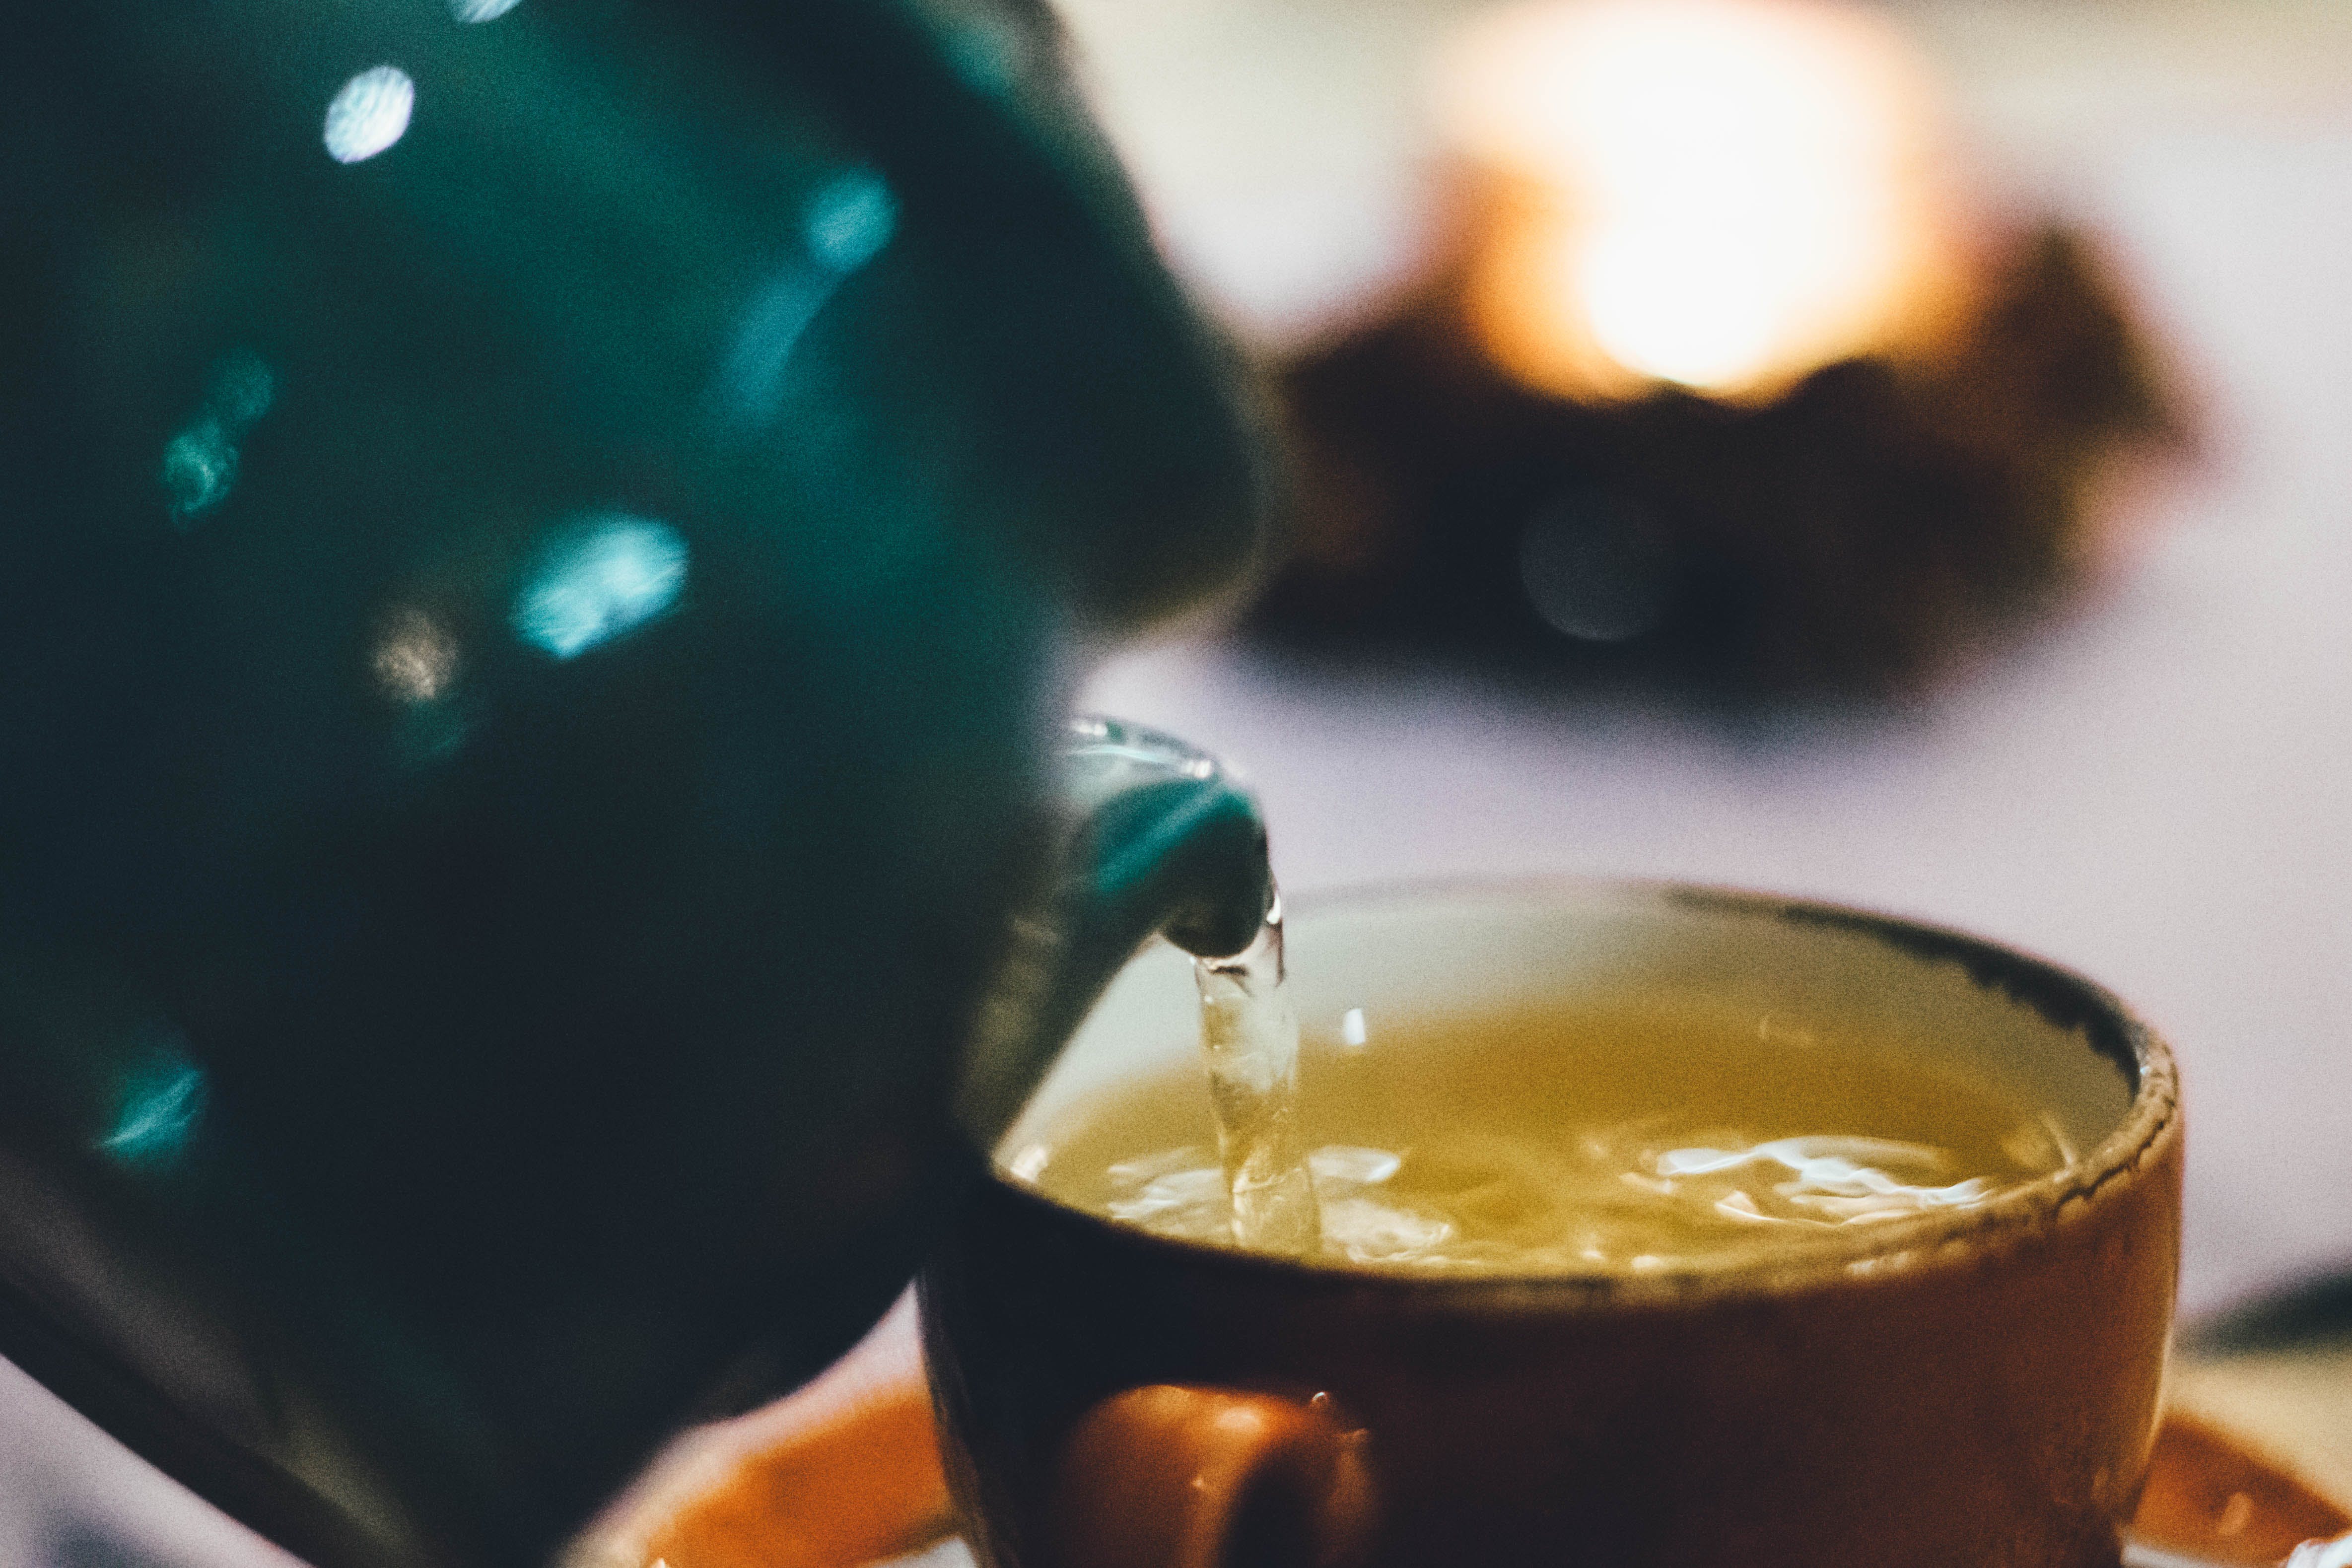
<box><xmin>6</xmin><ymin>0</ymin><xmax>2351</xmax><ymax>1561</ymax></box>
<box><xmin>1068</xmin><ymin>0</ymin><xmax>2351</xmax><ymax>1320</ymax></box>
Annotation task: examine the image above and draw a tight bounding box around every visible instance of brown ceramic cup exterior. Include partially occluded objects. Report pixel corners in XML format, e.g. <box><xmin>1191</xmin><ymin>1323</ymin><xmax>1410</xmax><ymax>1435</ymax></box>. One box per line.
<box><xmin>921</xmin><ymin>882</ymin><xmax>2183</xmax><ymax>1568</ymax></box>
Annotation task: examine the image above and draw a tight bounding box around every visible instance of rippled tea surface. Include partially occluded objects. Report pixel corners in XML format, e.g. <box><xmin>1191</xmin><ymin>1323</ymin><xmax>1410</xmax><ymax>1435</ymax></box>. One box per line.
<box><xmin>1007</xmin><ymin>997</ymin><xmax>2075</xmax><ymax>1270</ymax></box>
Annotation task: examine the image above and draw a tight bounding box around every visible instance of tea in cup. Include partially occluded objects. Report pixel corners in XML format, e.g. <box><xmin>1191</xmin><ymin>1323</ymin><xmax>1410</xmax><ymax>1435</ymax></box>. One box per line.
<box><xmin>919</xmin><ymin>880</ymin><xmax>2182</xmax><ymax>1568</ymax></box>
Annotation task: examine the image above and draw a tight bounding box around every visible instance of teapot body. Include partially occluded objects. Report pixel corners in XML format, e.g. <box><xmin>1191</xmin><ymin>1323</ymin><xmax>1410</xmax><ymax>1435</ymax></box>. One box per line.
<box><xmin>0</xmin><ymin>2</ymin><xmax>1260</xmax><ymax>1563</ymax></box>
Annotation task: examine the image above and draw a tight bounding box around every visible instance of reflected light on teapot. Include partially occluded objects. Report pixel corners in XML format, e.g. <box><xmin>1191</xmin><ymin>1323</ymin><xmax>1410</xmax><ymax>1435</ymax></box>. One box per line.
<box><xmin>323</xmin><ymin>66</ymin><xmax>415</xmax><ymax>165</ymax></box>
<box><xmin>373</xmin><ymin>608</ymin><xmax>461</xmax><ymax>704</ymax></box>
<box><xmin>804</xmin><ymin>168</ymin><xmax>899</xmax><ymax>274</ymax></box>
<box><xmin>98</xmin><ymin>1050</ymin><xmax>207</xmax><ymax>1168</ymax></box>
<box><xmin>159</xmin><ymin>421</ymin><xmax>238</xmax><ymax>523</ymax></box>
<box><xmin>512</xmin><ymin>513</ymin><xmax>690</xmax><ymax>660</ymax></box>
<box><xmin>451</xmin><ymin>0</ymin><xmax>525</xmax><ymax>21</ymax></box>
<box><xmin>1437</xmin><ymin>0</ymin><xmax>1959</xmax><ymax>403</ymax></box>
<box><xmin>721</xmin><ymin>169</ymin><xmax>899</xmax><ymax>423</ymax></box>
<box><xmin>159</xmin><ymin>349</ymin><xmax>276</xmax><ymax>526</ymax></box>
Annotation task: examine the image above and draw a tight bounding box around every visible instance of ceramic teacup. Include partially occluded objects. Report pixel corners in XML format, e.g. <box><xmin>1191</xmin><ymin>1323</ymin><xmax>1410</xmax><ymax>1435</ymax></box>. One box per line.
<box><xmin>920</xmin><ymin>880</ymin><xmax>2183</xmax><ymax>1568</ymax></box>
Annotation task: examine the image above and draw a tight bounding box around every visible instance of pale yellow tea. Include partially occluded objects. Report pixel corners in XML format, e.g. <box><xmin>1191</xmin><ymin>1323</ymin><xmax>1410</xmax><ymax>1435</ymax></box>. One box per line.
<box><xmin>1007</xmin><ymin>995</ymin><xmax>2076</xmax><ymax>1271</ymax></box>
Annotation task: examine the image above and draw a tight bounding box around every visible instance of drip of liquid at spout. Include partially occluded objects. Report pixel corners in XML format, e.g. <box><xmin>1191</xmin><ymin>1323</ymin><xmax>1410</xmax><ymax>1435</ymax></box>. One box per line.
<box><xmin>1193</xmin><ymin>896</ymin><xmax>1322</xmax><ymax>1253</ymax></box>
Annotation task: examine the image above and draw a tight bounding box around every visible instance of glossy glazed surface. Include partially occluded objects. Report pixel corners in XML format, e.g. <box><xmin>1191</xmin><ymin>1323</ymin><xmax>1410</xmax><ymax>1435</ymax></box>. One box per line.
<box><xmin>0</xmin><ymin>1</ymin><xmax>1261</xmax><ymax>1563</ymax></box>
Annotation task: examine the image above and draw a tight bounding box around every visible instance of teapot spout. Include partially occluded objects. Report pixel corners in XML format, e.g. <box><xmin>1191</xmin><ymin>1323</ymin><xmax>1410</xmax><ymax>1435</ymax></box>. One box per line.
<box><xmin>955</xmin><ymin>718</ymin><xmax>1274</xmax><ymax>1150</ymax></box>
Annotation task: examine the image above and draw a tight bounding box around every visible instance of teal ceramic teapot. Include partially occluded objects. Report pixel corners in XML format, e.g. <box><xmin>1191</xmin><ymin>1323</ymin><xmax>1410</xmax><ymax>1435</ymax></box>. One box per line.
<box><xmin>0</xmin><ymin>1</ymin><xmax>1270</xmax><ymax>1564</ymax></box>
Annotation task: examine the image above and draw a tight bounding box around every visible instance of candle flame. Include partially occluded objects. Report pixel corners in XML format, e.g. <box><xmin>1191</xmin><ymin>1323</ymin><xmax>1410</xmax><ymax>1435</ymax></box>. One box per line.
<box><xmin>1441</xmin><ymin>0</ymin><xmax>1960</xmax><ymax>402</ymax></box>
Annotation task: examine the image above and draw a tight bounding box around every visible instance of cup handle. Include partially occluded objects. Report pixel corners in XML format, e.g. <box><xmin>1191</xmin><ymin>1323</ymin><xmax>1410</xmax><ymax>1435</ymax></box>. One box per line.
<box><xmin>1049</xmin><ymin>1384</ymin><xmax>1377</xmax><ymax>1568</ymax></box>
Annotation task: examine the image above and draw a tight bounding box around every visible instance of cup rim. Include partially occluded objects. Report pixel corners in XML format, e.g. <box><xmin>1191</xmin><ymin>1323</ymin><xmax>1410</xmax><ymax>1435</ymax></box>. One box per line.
<box><xmin>994</xmin><ymin>875</ymin><xmax>2182</xmax><ymax>1307</ymax></box>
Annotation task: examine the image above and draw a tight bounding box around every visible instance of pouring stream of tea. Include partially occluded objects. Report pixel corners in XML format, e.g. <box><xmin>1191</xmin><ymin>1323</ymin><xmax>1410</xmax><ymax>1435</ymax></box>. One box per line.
<box><xmin>1193</xmin><ymin>896</ymin><xmax>1321</xmax><ymax>1252</ymax></box>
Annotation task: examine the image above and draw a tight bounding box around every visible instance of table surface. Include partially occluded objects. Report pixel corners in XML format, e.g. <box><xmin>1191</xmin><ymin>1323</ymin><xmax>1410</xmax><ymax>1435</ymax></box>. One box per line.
<box><xmin>7</xmin><ymin>1</ymin><xmax>2352</xmax><ymax>1562</ymax></box>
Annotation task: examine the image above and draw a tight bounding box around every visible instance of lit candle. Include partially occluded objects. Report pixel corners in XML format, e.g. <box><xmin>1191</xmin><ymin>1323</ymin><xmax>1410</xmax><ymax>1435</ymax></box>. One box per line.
<box><xmin>1435</xmin><ymin>0</ymin><xmax>1967</xmax><ymax>403</ymax></box>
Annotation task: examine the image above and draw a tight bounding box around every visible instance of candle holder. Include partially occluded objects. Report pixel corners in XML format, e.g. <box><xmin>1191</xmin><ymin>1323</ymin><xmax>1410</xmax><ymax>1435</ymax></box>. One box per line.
<box><xmin>1247</xmin><ymin>0</ymin><xmax>2185</xmax><ymax>698</ymax></box>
